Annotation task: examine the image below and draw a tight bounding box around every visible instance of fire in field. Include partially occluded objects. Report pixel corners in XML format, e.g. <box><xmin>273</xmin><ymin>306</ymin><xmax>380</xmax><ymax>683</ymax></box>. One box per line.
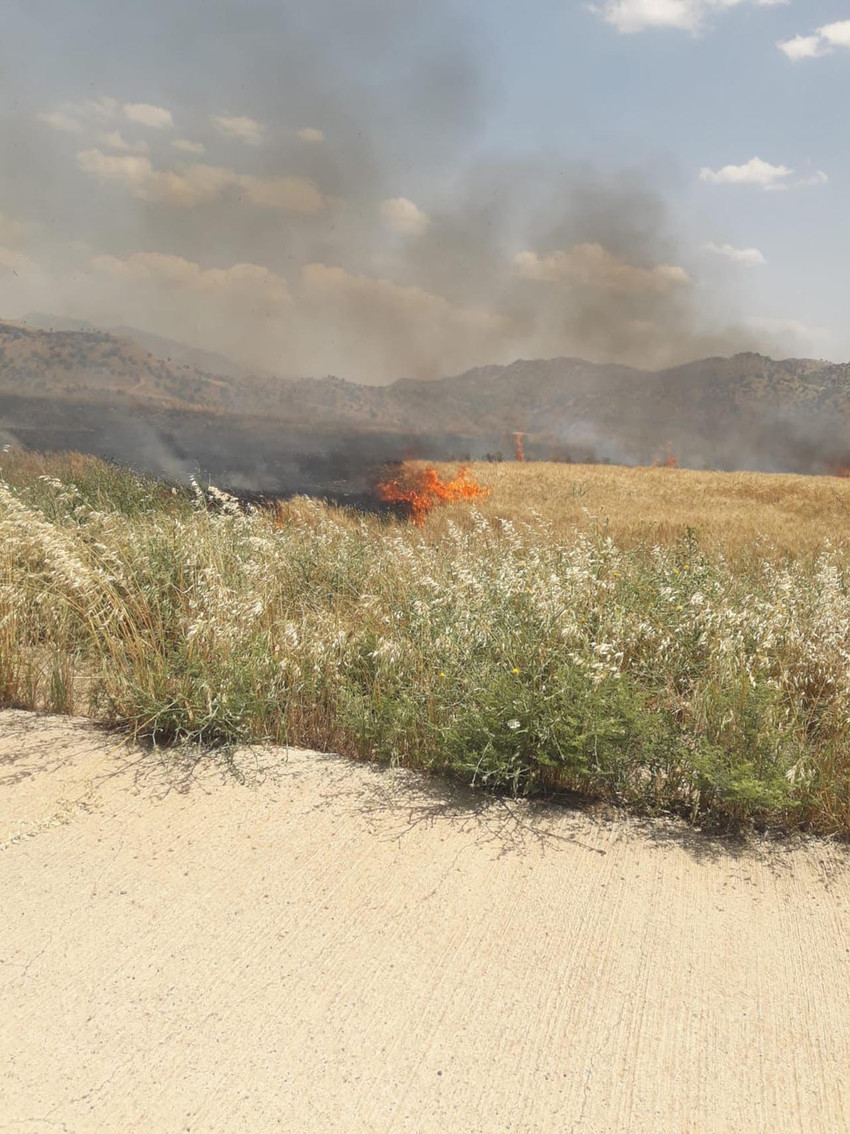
<box><xmin>376</xmin><ymin>464</ymin><xmax>490</xmax><ymax>523</ymax></box>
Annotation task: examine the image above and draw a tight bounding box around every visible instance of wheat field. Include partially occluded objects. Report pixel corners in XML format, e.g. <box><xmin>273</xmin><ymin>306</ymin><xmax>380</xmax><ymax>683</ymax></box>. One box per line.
<box><xmin>421</xmin><ymin>460</ymin><xmax>850</xmax><ymax>558</ymax></box>
<box><xmin>3</xmin><ymin>449</ymin><xmax>850</xmax><ymax>835</ymax></box>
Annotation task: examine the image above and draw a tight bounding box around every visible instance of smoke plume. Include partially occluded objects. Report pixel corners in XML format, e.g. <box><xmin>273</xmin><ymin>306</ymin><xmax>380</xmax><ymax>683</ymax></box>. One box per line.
<box><xmin>0</xmin><ymin>0</ymin><xmax>819</xmax><ymax>384</ymax></box>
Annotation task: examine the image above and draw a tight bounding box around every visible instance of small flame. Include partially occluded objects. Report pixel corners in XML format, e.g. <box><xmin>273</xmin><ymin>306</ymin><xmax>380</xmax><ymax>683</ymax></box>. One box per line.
<box><xmin>652</xmin><ymin>444</ymin><xmax>679</xmax><ymax>469</ymax></box>
<box><xmin>376</xmin><ymin>464</ymin><xmax>490</xmax><ymax>524</ymax></box>
<box><xmin>513</xmin><ymin>432</ymin><xmax>526</xmax><ymax>462</ymax></box>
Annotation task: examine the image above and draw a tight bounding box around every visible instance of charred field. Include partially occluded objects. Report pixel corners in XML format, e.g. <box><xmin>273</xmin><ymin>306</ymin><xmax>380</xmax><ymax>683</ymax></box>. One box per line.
<box><xmin>0</xmin><ymin>389</ymin><xmax>484</xmax><ymax>506</ymax></box>
<box><xmin>3</xmin><ymin>447</ymin><xmax>850</xmax><ymax>837</ymax></box>
<box><xmin>8</xmin><ymin>324</ymin><xmax>850</xmax><ymax>505</ymax></box>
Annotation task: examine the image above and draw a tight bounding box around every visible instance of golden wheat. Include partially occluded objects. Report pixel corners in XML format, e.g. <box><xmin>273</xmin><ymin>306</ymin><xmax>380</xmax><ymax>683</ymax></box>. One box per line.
<box><xmin>417</xmin><ymin>461</ymin><xmax>850</xmax><ymax>558</ymax></box>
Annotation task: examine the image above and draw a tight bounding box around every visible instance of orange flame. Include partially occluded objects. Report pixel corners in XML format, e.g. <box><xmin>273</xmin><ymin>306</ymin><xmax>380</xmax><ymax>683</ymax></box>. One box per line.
<box><xmin>376</xmin><ymin>464</ymin><xmax>490</xmax><ymax>524</ymax></box>
<box><xmin>513</xmin><ymin>432</ymin><xmax>526</xmax><ymax>462</ymax></box>
<box><xmin>652</xmin><ymin>444</ymin><xmax>679</xmax><ymax>469</ymax></box>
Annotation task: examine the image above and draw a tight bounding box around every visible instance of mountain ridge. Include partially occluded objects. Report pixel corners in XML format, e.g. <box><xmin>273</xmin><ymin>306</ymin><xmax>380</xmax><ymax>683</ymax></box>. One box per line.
<box><xmin>2</xmin><ymin>318</ymin><xmax>849</xmax><ymax>490</ymax></box>
<box><xmin>20</xmin><ymin>312</ymin><xmax>272</xmax><ymax>381</ymax></box>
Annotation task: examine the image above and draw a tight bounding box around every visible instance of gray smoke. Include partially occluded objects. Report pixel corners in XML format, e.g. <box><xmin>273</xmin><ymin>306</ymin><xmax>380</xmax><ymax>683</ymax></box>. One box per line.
<box><xmin>0</xmin><ymin>0</ymin><xmax>813</xmax><ymax>384</ymax></box>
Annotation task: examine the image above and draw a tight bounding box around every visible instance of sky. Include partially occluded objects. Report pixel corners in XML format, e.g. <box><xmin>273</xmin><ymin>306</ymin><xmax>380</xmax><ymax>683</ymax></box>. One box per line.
<box><xmin>0</xmin><ymin>0</ymin><xmax>847</xmax><ymax>383</ymax></box>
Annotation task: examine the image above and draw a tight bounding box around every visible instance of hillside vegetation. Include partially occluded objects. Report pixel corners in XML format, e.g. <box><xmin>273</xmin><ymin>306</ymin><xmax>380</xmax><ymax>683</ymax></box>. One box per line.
<box><xmin>2</xmin><ymin>450</ymin><xmax>850</xmax><ymax>835</ymax></box>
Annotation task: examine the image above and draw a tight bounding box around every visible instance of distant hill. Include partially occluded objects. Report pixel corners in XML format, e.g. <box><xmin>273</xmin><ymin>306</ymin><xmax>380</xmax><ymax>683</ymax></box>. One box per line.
<box><xmin>1</xmin><ymin>318</ymin><xmax>849</xmax><ymax>493</ymax></box>
<box><xmin>21</xmin><ymin>313</ymin><xmax>267</xmax><ymax>381</ymax></box>
<box><xmin>21</xmin><ymin>313</ymin><xmax>100</xmax><ymax>333</ymax></box>
<box><xmin>109</xmin><ymin>327</ymin><xmax>272</xmax><ymax>381</ymax></box>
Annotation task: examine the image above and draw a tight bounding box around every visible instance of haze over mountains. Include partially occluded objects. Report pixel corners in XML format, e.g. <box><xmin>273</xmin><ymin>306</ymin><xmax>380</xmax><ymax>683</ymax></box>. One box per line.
<box><xmin>20</xmin><ymin>313</ymin><xmax>267</xmax><ymax>381</ymax></box>
<box><xmin>1</xmin><ymin>317</ymin><xmax>848</xmax><ymax>497</ymax></box>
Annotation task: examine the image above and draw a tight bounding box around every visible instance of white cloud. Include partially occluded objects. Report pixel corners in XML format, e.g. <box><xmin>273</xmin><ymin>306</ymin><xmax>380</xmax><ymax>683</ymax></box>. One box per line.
<box><xmin>704</xmin><ymin>242</ymin><xmax>766</xmax><ymax>266</ymax></box>
<box><xmin>76</xmin><ymin>150</ymin><xmax>155</xmax><ymax>192</ymax></box>
<box><xmin>209</xmin><ymin>114</ymin><xmax>264</xmax><ymax>145</ymax></box>
<box><xmin>515</xmin><ymin>243</ymin><xmax>690</xmax><ymax>292</ymax></box>
<box><xmin>92</xmin><ymin>251</ymin><xmax>291</xmax><ymax>305</ymax></box>
<box><xmin>699</xmin><ymin>157</ymin><xmax>828</xmax><ymax>191</ymax></box>
<box><xmin>380</xmin><ymin>197</ymin><xmax>430</xmax><ymax>237</ymax></box>
<box><xmin>594</xmin><ymin>0</ymin><xmax>787</xmax><ymax>35</ymax></box>
<box><xmin>778</xmin><ymin>34</ymin><xmax>828</xmax><ymax>61</ymax></box>
<box><xmin>699</xmin><ymin>156</ymin><xmax>793</xmax><ymax>188</ymax></box>
<box><xmin>778</xmin><ymin>19</ymin><xmax>850</xmax><ymax>60</ymax></box>
<box><xmin>820</xmin><ymin>19</ymin><xmax>850</xmax><ymax>48</ymax></box>
<box><xmin>597</xmin><ymin>0</ymin><xmax>697</xmax><ymax>33</ymax></box>
<box><xmin>76</xmin><ymin>150</ymin><xmax>226</xmax><ymax>205</ymax></box>
<box><xmin>37</xmin><ymin>97</ymin><xmax>162</xmax><ymax>154</ymax></box>
<box><xmin>39</xmin><ymin>96</ymin><xmax>173</xmax><ymax>139</ymax></box>
<box><xmin>93</xmin><ymin>130</ymin><xmax>149</xmax><ymax>154</ymax></box>
<box><xmin>38</xmin><ymin>110</ymin><xmax>84</xmax><ymax>133</ymax></box>
<box><xmin>171</xmin><ymin>138</ymin><xmax>205</xmax><ymax>156</ymax></box>
<box><xmin>38</xmin><ymin>97</ymin><xmax>118</xmax><ymax>133</ymax></box>
<box><xmin>297</xmin><ymin>127</ymin><xmax>325</xmax><ymax>143</ymax></box>
<box><xmin>76</xmin><ymin>148</ymin><xmax>330</xmax><ymax>211</ymax></box>
<box><xmin>122</xmin><ymin>103</ymin><xmax>174</xmax><ymax>130</ymax></box>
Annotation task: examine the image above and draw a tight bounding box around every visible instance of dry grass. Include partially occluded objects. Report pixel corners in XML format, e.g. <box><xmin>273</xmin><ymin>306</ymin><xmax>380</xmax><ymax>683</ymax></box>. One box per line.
<box><xmin>420</xmin><ymin>461</ymin><xmax>850</xmax><ymax>559</ymax></box>
<box><xmin>4</xmin><ymin>449</ymin><xmax>850</xmax><ymax>835</ymax></box>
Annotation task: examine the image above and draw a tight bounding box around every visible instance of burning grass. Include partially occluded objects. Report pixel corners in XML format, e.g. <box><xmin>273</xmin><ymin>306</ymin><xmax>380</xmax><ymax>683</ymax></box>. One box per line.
<box><xmin>3</xmin><ymin>450</ymin><xmax>850</xmax><ymax>835</ymax></box>
<box><xmin>375</xmin><ymin>463</ymin><xmax>489</xmax><ymax>523</ymax></box>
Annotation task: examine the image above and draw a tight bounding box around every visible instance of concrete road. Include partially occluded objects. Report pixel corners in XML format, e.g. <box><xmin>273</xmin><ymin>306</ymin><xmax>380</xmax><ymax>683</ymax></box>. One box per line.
<box><xmin>1</xmin><ymin>710</ymin><xmax>848</xmax><ymax>1133</ymax></box>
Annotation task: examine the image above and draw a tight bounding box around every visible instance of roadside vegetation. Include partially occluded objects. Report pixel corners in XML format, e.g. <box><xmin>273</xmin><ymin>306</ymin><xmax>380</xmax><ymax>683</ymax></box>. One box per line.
<box><xmin>2</xmin><ymin>449</ymin><xmax>850</xmax><ymax>834</ymax></box>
